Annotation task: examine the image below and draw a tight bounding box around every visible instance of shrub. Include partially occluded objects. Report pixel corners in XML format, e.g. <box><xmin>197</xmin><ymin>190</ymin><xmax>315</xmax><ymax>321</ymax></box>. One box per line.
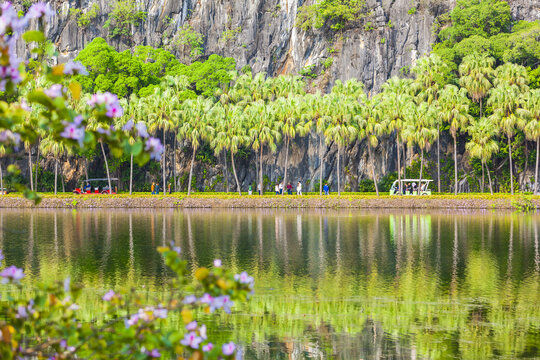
<box><xmin>104</xmin><ymin>0</ymin><xmax>146</xmax><ymax>40</ymax></box>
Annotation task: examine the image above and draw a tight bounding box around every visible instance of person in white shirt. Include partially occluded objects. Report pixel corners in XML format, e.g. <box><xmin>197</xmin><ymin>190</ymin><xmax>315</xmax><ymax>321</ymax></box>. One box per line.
<box><xmin>275</xmin><ymin>184</ymin><xmax>279</xmax><ymax>195</ymax></box>
<box><xmin>279</xmin><ymin>182</ymin><xmax>283</xmax><ymax>195</ymax></box>
<box><xmin>296</xmin><ymin>181</ymin><xmax>302</xmax><ymax>195</ymax></box>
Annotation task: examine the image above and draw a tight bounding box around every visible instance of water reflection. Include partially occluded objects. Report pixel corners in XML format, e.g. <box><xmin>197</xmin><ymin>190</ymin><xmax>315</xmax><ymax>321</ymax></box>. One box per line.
<box><xmin>0</xmin><ymin>209</ymin><xmax>539</xmax><ymax>359</ymax></box>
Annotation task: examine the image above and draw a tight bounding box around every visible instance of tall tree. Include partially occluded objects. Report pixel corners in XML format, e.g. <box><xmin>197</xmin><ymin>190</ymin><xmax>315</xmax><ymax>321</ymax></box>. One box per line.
<box><xmin>412</xmin><ymin>54</ymin><xmax>450</xmax><ymax>193</ymax></box>
<box><xmin>459</xmin><ymin>53</ymin><xmax>495</xmax><ymax>117</ymax></box>
<box><xmin>178</xmin><ymin>97</ymin><xmax>214</xmax><ymax>195</ymax></box>
<box><xmin>404</xmin><ymin>102</ymin><xmax>439</xmax><ymax>194</ymax></box>
<box><xmin>521</xmin><ymin>89</ymin><xmax>540</xmax><ymax>194</ymax></box>
<box><xmin>381</xmin><ymin>77</ymin><xmax>414</xmax><ymax>195</ymax></box>
<box><xmin>357</xmin><ymin>96</ymin><xmax>385</xmax><ymax>196</ymax></box>
<box><xmin>40</xmin><ymin>137</ymin><xmax>71</xmax><ymax>195</ymax></box>
<box><xmin>439</xmin><ymin>85</ymin><xmax>472</xmax><ymax>194</ymax></box>
<box><xmin>466</xmin><ymin>118</ymin><xmax>499</xmax><ymax>194</ymax></box>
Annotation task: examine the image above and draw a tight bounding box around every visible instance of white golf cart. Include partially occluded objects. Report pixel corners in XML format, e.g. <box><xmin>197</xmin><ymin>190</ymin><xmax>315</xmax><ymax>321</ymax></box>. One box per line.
<box><xmin>389</xmin><ymin>179</ymin><xmax>433</xmax><ymax>196</ymax></box>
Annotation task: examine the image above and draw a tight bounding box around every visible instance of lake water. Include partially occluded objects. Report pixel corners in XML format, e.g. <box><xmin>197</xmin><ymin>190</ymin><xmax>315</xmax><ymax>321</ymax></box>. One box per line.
<box><xmin>0</xmin><ymin>209</ymin><xmax>539</xmax><ymax>359</ymax></box>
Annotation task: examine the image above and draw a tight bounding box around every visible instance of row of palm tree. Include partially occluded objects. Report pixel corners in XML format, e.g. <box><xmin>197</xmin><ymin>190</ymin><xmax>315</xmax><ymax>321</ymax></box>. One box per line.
<box><xmin>19</xmin><ymin>53</ymin><xmax>540</xmax><ymax>196</ymax></box>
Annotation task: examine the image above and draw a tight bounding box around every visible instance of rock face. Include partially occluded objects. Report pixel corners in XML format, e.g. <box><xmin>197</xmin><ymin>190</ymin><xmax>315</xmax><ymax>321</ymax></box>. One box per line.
<box><xmin>12</xmin><ymin>0</ymin><xmax>540</xmax><ymax>193</ymax></box>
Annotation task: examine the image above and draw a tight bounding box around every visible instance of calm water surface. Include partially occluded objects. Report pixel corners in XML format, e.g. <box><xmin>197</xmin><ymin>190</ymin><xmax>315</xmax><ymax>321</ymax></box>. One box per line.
<box><xmin>0</xmin><ymin>209</ymin><xmax>539</xmax><ymax>359</ymax></box>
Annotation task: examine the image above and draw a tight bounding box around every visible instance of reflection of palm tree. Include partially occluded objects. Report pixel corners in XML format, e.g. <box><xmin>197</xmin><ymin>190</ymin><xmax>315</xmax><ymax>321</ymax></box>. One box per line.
<box><xmin>451</xmin><ymin>218</ymin><xmax>459</xmax><ymax>298</ymax></box>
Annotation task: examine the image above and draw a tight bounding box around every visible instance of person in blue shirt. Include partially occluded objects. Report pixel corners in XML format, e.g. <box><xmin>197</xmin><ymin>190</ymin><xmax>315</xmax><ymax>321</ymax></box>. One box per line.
<box><xmin>323</xmin><ymin>183</ymin><xmax>329</xmax><ymax>195</ymax></box>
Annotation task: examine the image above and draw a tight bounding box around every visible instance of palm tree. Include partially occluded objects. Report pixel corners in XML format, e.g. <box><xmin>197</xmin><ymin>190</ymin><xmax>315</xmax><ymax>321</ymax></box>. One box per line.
<box><xmin>305</xmin><ymin>92</ymin><xmax>327</xmax><ymax>195</ymax></box>
<box><xmin>144</xmin><ymin>87</ymin><xmax>179</xmax><ymax>196</ymax></box>
<box><xmin>357</xmin><ymin>96</ymin><xmax>385</xmax><ymax>196</ymax></box>
<box><xmin>211</xmin><ymin>103</ymin><xmax>249</xmax><ymax>195</ymax></box>
<box><xmin>178</xmin><ymin>97</ymin><xmax>214</xmax><ymax>195</ymax></box>
<box><xmin>466</xmin><ymin>118</ymin><xmax>499</xmax><ymax>194</ymax></box>
<box><xmin>276</xmin><ymin>95</ymin><xmax>311</xmax><ymax>195</ymax></box>
<box><xmin>411</xmin><ymin>54</ymin><xmax>449</xmax><ymax>193</ymax></box>
<box><xmin>439</xmin><ymin>85</ymin><xmax>472</xmax><ymax>195</ymax></box>
<box><xmin>488</xmin><ymin>84</ymin><xmax>527</xmax><ymax>194</ymax></box>
<box><xmin>40</xmin><ymin>137</ymin><xmax>71</xmax><ymax>195</ymax></box>
<box><xmin>521</xmin><ymin>89</ymin><xmax>540</xmax><ymax>194</ymax></box>
<box><xmin>323</xmin><ymin>93</ymin><xmax>357</xmax><ymax>196</ymax></box>
<box><xmin>459</xmin><ymin>53</ymin><xmax>495</xmax><ymax>118</ymax></box>
<box><xmin>381</xmin><ymin>77</ymin><xmax>414</xmax><ymax>195</ymax></box>
<box><xmin>403</xmin><ymin>101</ymin><xmax>439</xmax><ymax>195</ymax></box>
<box><xmin>247</xmin><ymin>100</ymin><xmax>281</xmax><ymax>195</ymax></box>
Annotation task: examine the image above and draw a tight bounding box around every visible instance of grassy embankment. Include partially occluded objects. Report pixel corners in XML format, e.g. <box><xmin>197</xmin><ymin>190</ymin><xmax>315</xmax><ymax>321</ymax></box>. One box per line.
<box><xmin>0</xmin><ymin>192</ymin><xmax>538</xmax><ymax>210</ymax></box>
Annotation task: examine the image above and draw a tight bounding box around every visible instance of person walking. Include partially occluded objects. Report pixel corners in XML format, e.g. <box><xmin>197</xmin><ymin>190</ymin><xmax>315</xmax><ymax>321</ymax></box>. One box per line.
<box><xmin>275</xmin><ymin>183</ymin><xmax>279</xmax><ymax>195</ymax></box>
<box><xmin>323</xmin><ymin>183</ymin><xmax>329</xmax><ymax>195</ymax></box>
<box><xmin>296</xmin><ymin>181</ymin><xmax>302</xmax><ymax>195</ymax></box>
<box><xmin>248</xmin><ymin>184</ymin><xmax>252</xmax><ymax>195</ymax></box>
<box><xmin>287</xmin><ymin>182</ymin><xmax>292</xmax><ymax>195</ymax></box>
<box><xmin>155</xmin><ymin>182</ymin><xmax>160</xmax><ymax>195</ymax></box>
<box><xmin>257</xmin><ymin>183</ymin><xmax>261</xmax><ymax>195</ymax></box>
<box><xmin>151</xmin><ymin>182</ymin><xmax>155</xmax><ymax>195</ymax></box>
<box><xmin>279</xmin><ymin>182</ymin><xmax>283</xmax><ymax>195</ymax></box>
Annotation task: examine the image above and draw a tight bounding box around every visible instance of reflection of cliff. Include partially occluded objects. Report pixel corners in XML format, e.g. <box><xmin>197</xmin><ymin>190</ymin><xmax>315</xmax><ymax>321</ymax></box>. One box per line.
<box><xmin>0</xmin><ymin>209</ymin><xmax>539</xmax><ymax>358</ymax></box>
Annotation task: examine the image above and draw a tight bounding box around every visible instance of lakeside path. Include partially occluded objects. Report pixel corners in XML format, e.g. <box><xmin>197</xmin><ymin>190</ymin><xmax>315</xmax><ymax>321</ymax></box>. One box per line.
<box><xmin>0</xmin><ymin>193</ymin><xmax>538</xmax><ymax>209</ymax></box>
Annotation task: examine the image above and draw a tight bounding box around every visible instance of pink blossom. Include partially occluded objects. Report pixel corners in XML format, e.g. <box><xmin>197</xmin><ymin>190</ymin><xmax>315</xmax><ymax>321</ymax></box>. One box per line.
<box><xmin>63</xmin><ymin>61</ymin><xmax>88</xmax><ymax>75</ymax></box>
<box><xmin>153</xmin><ymin>306</ymin><xmax>167</xmax><ymax>319</ymax></box>
<box><xmin>180</xmin><ymin>332</ymin><xmax>203</xmax><ymax>349</ymax></box>
<box><xmin>122</xmin><ymin>119</ymin><xmax>134</xmax><ymax>131</ymax></box>
<box><xmin>44</xmin><ymin>84</ymin><xmax>64</xmax><ymax>98</ymax></box>
<box><xmin>202</xmin><ymin>343</ymin><xmax>213</xmax><ymax>352</ymax></box>
<box><xmin>124</xmin><ymin>314</ymin><xmax>139</xmax><ymax>328</ymax></box>
<box><xmin>214</xmin><ymin>259</ymin><xmax>222</xmax><ymax>267</ymax></box>
<box><xmin>183</xmin><ymin>295</ymin><xmax>197</xmax><ymax>304</ymax></box>
<box><xmin>0</xmin><ymin>265</ymin><xmax>24</xmax><ymax>283</ymax></box>
<box><xmin>145</xmin><ymin>137</ymin><xmax>164</xmax><ymax>161</ymax></box>
<box><xmin>25</xmin><ymin>3</ymin><xmax>55</xmax><ymax>20</ymax></box>
<box><xmin>60</xmin><ymin>122</ymin><xmax>85</xmax><ymax>147</ymax></box>
<box><xmin>222</xmin><ymin>342</ymin><xmax>236</xmax><ymax>356</ymax></box>
<box><xmin>102</xmin><ymin>290</ymin><xmax>115</xmax><ymax>301</ymax></box>
<box><xmin>136</xmin><ymin>121</ymin><xmax>149</xmax><ymax>138</ymax></box>
<box><xmin>186</xmin><ymin>321</ymin><xmax>198</xmax><ymax>331</ymax></box>
<box><xmin>106</xmin><ymin>103</ymin><xmax>123</xmax><ymax>118</ymax></box>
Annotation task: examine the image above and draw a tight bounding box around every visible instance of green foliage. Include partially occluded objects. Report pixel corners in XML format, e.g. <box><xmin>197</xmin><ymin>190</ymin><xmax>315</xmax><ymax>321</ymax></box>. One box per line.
<box><xmin>296</xmin><ymin>0</ymin><xmax>368</xmax><ymax>31</ymax></box>
<box><xmin>103</xmin><ymin>0</ymin><xmax>146</xmax><ymax>40</ymax></box>
<box><xmin>299</xmin><ymin>64</ymin><xmax>317</xmax><ymax>79</ymax></box>
<box><xmin>182</xmin><ymin>54</ymin><xmax>236</xmax><ymax>97</ymax></box>
<box><xmin>364</xmin><ymin>21</ymin><xmax>374</xmax><ymax>31</ymax></box>
<box><xmin>70</xmin><ymin>3</ymin><xmax>100</xmax><ymax>29</ymax></box>
<box><xmin>220</xmin><ymin>27</ymin><xmax>242</xmax><ymax>43</ymax></box>
<box><xmin>172</xmin><ymin>23</ymin><xmax>204</xmax><ymax>59</ymax></box>
<box><xmin>380</xmin><ymin>37</ymin><xmax>386</xmax><ymax>44</ymax></box>
<box><xmin>358</xmin><ymin>178</ymin><xmax>375</xmax><ymax>192</ymax></box>
<box><xmin>408</xmin><ymin>7</ymin><xmax>417</xmax><ymax>15</ymax></box>
<box><xmin>323</xmin><ymin>57</ymin><xmax>334</xmax><ymax>69</ymax></box>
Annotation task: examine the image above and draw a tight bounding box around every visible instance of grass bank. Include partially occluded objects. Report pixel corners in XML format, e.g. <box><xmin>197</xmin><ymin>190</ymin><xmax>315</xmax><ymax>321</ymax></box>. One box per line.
<box><xmin>0</xmin><ymin>192</ymin><xmax>538</xmax><ymax>210</ymax></box>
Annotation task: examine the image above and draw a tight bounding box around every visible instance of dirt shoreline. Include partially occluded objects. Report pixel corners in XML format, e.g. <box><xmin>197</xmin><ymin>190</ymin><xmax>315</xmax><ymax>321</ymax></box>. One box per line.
<box><xmin>0</xmin><ymin>194</ymin><xmax>537</xmax><ymax>210</ymax></box>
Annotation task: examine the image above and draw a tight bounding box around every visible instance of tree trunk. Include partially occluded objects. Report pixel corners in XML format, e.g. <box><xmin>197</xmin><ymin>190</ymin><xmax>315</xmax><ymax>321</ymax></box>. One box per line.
<box><xmin>418</xmin><ymin>148</ymin><xmax>424</xmax><ymax>195</ymax></box>
<box><xmin>28</xmin><ymin>147</ymin><xmax>33</xmax><ymax>191</ymax></box>
<box><xmin>34</xmin><ymin>140</ymin><xmax>40</xmax><ymax>191</ymax></box>
<box><xmin>259</xmin><ymin>145</ymin><xmax>263</xmax><ymax>196</ymax></box>
<box><xmin>231</xmin><ymin>151</ymin><xmax>241</xmax><ymax>195</ymax></box>
<box><xmin>453</xmin><ymin>135</ymin><xmax>458</xmax><ymax>195</ymax></box>
<box><xmin>481</xmin><ymin>162</ymin><xmax>485</xmax><ymax>193</ymax></box>
<box><xmin>403</xmin><ymin>143</ymin><xmax>407</xmax><ymax>180</ymax></box>
<box><xmin>0</xmin><ymin>162</ymin><xmax>3</xmax><ymax>196</ymax></box>
<box><xmin>508</xmin><ymin>135</ymin><xmax>514</xmax><ymax>195</ymax></box>
<box><xmin>129</xmin><ymin>152</ymin><xmax>133</xmax><ymax>195</ymax></box>
<box><xmin>84</xmin><ymin>158</ymin><xmax>89</xmax><ymax>181</ymax></box>
<box><xmin>174</xmin><ymin>136</ymin><xmax>177</xmax><ymax>193</ymax></box>
<box><xmin>222</xmin><ymin>150</ymin><xmax>230</xmax><ymax>193</ymax></box>
<box><xmin>319</xmin><ymin>133</ymin><xmax>323</xmax><ymax>196</ymax></box>
<box><xmin>437</xmin><ymin>124</ymin><xmax>441</xmax><ymax>193</ymax></box>
<box><xmin>162</xmin><ymin>131</ymin><xmax>166</xmax><ymax>196</ymax></box>
<box><xmin>396</xmin><ymin>139</ymin><xmax>402</xmax><ymax>195</ymax></box>
<box><xmin>187</xmin><ymin>147</ymin><xmax>196</xmax><ymax>196</ymax></box>
<box><xmin>337</xmin><ymin>146</ymin><xmax>341</xmax><ymax>196</ymax></box>
<box><xmin>54</xmin><ymin>159</ymin><xmax>58</xmax><ymax>195</ymax></box>
<box><xmin>100</xmin><ymin>141</ymin><xmax>112</xmax><ymax>195</ymax></box>
<box><xmin>535</xmin><ymin>139</ymin><xmax>539</xmax><ymax>195</ymax></box>
<box><xmin>60</xmin><ymin>160</ymin><xmax>65</xmax><ymax>193</ymax></box>
<box><xmin>486</xmin><ymin>161</ymin><xmax>494</xmax><ymax>195</ymax></box>
<box><xmin>524</xmin><ymin>140</ymin><xmax>529</xmax><ymax>188</ymax></box>
<box><xmin>368</xmin><ymin>144</ymin><xmax>379</xmax><ymax>196</ymax></box>
<box><xmin>283</xmin><ymin>137</ymin><xmax>289</xmax><ymax>196</ymax></box>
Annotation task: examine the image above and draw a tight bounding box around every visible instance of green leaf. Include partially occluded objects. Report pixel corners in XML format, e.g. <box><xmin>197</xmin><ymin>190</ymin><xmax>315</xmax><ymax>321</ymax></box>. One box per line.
<box><xmin>22</xmin><ymin>30</ymin><xmax>46</xmax><ymax>43</ymax></box>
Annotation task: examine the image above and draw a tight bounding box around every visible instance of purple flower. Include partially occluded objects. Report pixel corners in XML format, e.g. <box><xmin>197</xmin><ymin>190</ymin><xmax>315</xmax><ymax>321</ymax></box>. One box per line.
<box><xmin>180</xmin><ymin>332</ymin><xmax>203</xmax><ymax>349</ymax></box>
<box><xmin>211</xmin><ymin>295</ymin><xmax>233</xmax><ymax>313</ymax></box>
<box><xmin>136</xmin><ymin>121</ymin><xmax>149</xmax><ymax>138</ymax></box>
<box><xmin>0</xmin><ymin>130</ymin><xmax>21</xmax><ymax>146</ymax></box>
<box><xmin>16</xmin><ymin>305</ymin><xmax>28</xmax><ymax>318</ymax></box>
<box><xmin>26</xmin><ymin>3</ymin><xmax>55</xmax><ymax>20</ymax></box>
<box><xmin>0</xmin><ymin>3</ymin><xmax>27</xmax><ymax>36</ymax></box>
<box><xmin>125</xmin><ymin>314</ymin><xmax>139</xmax><ymax>328</ymax></box>
<box><xmin>186</xmin><ymin>321</ymin><xmax>198</xmax><ymax>331</ymax></box>
<box><xmin>122</xmin><ymin>119</ymin><xmax>134</xmax><ymax>132</ymax></box>
<box><xmin>222</xmin><ymin>342</ymin><xmax>236</xmax><ymax>356</ymax></box>
<box><xmin>63</xmin><ymin>61</ymin><xmax>88</xmax><ymax>76</ymax></box>
<box><xmin>183</xmin><ymin>295</ymin><xmax>197</xmax><ymax>304</ymax></box>
<box><xmin>20</xmin><ymin>98</ymin><xmax>31</xmax><ymax>111</ymax></box>
<box><xmin>0</xmin><ymin>249</ymin><xmax>3</xmax><ymax>266</ymax></box>
<box><xmin>214</xmin><ymin>259</ymin><xmax>222</xmax><ymax>267</ymax></box>
<box><xmin>102</xmin><ymin>290</ymin><xmax>115</xmax><ymax>301</ymax></box>
<box><xmin>235</xmin><ymin>271</ymin><xmax>254</xmax><ymax>288</ymax></box>
<box><xmin>88</xmin><ymin>92</ymin><xmax>123</xmax><ymax>119</ymax></box>
<box><xmin>0</xmin><ymin>265</ymin><xmax>24</xmax><ymax>284</ymax></box>
<box><xmin>147</xmin><ymin>349</ymin><xmax>161</xmax><ymax>358</ymax></box>
<box><xmin>145</xmin><ymin>137</ymin><xmax>164</xmax><ymax>161</ymax></box>
<box><xmin>60</xmin><ymin>122</ymin><xmax>85</xmax><ymax>147</ymax></box>
<box><xmin>202</xmin><ymin>343</ymin><xmax>213</xmax><ymax>352</ymax></box>
<box><xmin>199</xmin><ymin>293</ymin><xmax>213</xmax><ymax>305</ymax></box>
<box><xmin>153</xmin><ymin>306</ymin><xmax>167</xmax><ymax>319</ymax></box>
<box><xmin>44</xmin><ymin>84</ymin><xmax>64</xmax><ymax>98</ymax></box>
<box><xmin>106</xmin><ymin>103</ymin><xmax>123</xmax><ymax>118</ymax></box>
